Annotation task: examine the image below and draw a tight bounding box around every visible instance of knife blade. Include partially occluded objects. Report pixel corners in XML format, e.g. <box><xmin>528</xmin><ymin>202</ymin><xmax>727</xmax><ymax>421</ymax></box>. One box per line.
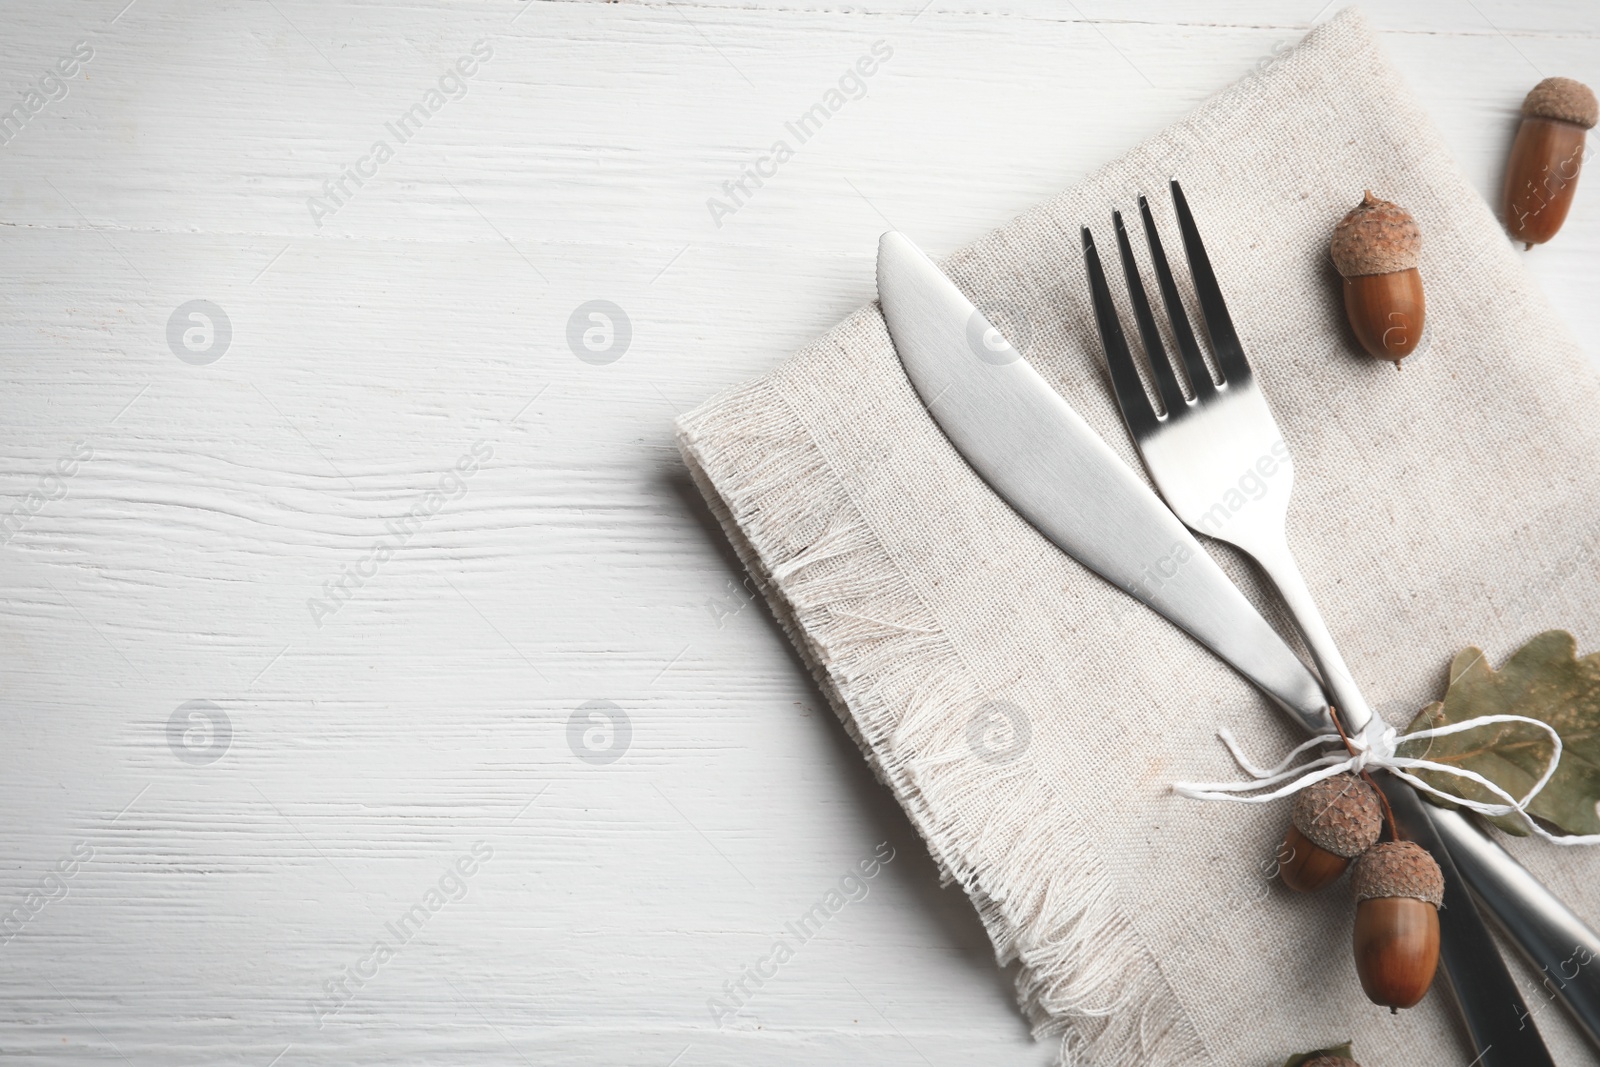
<box><xmin>876</xmin><ymin>231</ymin><xmax>1571</xmax><ymax>1063</ymax></box>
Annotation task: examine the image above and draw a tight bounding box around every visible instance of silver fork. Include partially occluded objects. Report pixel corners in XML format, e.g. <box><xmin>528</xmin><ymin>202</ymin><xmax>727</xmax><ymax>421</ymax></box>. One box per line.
<box><xmin>1080</xmin><ymin>184</ymin><xmax>1598</xmax><ymax>1062</ymax></box>
<box><xmin>1080</xmin><ymin>181</ymin><xmax>1377</xmax><ymax>743</ymax></box>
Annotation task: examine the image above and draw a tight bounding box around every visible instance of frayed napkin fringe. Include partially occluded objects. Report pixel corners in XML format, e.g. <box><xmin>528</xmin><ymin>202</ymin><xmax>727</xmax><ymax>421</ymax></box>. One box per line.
<box><xmin>677</xmin><ymin>376</ymin><xmax>1207</xmax><ymax>1066</ymax></box>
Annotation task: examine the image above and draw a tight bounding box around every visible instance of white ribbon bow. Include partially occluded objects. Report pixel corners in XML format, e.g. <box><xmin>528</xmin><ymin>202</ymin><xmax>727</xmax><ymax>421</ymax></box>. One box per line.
<box><xmin>1174</xmin><ymin>715</ymin><xmax>1600</xmax><ymax>846</ymax></box>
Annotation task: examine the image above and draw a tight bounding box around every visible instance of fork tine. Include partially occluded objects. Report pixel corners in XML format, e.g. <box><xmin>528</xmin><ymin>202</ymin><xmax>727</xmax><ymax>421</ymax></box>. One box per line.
<box><xmin>1170</xmin><ymin>180</ymin><xmax>1253</xmax><ymax>387</ymax></box>
<box><xmin>1138</xmin><ymin>195</ymin><xmax>1217</xmax><ymax>400</ymax></box>
<box><xmin>1112</xmin><ymin>210</ymin><xmax>1189</xmax><ymax>419</ymax></box>
<box><xmin>1081</xmin><ymin>226</ymin><xmax>1161</xmax><ymax>439</ymax></box>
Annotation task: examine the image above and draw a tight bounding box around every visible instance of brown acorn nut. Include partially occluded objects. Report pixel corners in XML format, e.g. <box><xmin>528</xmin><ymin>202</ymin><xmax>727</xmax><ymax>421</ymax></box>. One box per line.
<box><xmin>1352</xmin><ymin>840</ymin><xmax>1444</xmax><ymax>1011</ymax></box>
<box><xmin>1330</xmin><ymin>192</ymin><xmax>1426</xmax><ymax>368</ymax></box>
<box><xmin>1278</xmin><ymin>773</ymin><xmax>1383</xmax><ymax>892</ymax></box>
<box><xmin>1301</xmin><ymin>1057</ymin><xmax>1359</xmax><ymax>1067</ymax></box>
<box><xmin>1504</xmin><ymin>77</ymin><xmax>1597</xmax><ymax>248</ymax></box>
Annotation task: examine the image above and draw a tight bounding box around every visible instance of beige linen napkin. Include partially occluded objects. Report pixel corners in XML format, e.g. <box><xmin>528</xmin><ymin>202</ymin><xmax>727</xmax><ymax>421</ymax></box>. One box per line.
<box><xmin>676</xmin><ymin>8</ymin><xmax>1600</xmax><ymax>1064</ymax></box>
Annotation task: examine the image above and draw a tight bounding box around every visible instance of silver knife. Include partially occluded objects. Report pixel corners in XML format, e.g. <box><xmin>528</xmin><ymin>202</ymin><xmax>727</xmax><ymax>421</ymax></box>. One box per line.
<box><xmin>877</xmin><ymin>230</ymin><xmax>1599</xmax><ymax>1057</ymax></box>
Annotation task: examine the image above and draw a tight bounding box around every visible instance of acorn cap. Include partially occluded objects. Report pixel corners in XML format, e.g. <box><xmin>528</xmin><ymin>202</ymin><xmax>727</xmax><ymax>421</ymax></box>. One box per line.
<box><xmin>1292</xmin><ymin>773</ymin><xmax>1382</xmax><ymax>859</ymax></box>
<box><xmin>1352</xmin><ymin>840</ymin><xmax>1444</xmax><ymax>907</ymax></box>
<box><xmin>1522</xmin><ymin>77</ymin><xmax>1598</xmax><ymax>130</ymax></box>
<box><xmin>1330</xmin><ymin>192</ymin><xmax>1422</xmax><ymax>277</ymax></box>
<box><xmin>1301</xmin><ymin>1057</ymin><xmax>1358</xmax><ymax>1067</ymax></box>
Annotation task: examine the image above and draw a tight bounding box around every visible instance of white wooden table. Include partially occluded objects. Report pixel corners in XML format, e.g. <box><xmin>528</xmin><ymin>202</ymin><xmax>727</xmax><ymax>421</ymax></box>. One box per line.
<box><xmin>2</xmin><ymin>2</ymin><xmax>1596</xmax><ymax>1063</ymax></box>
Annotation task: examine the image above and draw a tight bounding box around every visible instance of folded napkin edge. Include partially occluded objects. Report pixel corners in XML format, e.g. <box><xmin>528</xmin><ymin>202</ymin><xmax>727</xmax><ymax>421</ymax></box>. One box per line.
<box><xmin>675</xmin><ymin>377</ymin><xmax>1211</xmax><ymax>1063</ymax></box>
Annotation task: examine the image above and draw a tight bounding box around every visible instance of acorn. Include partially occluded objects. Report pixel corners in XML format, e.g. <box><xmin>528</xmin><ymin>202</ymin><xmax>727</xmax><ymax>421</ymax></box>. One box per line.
<box><xmin>1301</xmin><ymin>1057</ymin><xmax>1359</xmax><ymax>1067</ymax></box>
<box><xmin>1279</xmin><ymin>773</ymin><xmax>1383</xmax><ymax>892</ymax></box>
<box><xmin>1352</xmin><ymin>840</ymin><xmax>1443</xmax><ymax>1011</ymax></box>
<box><xmin>1504</xmin><ymin>77</ymin><xmax>1597</xmax><ymax>248</ymax></box>
<box><xmin>1330</xmin><ymin>192</ymin><xmax>1426</xmax><ymax>368</ymax></box>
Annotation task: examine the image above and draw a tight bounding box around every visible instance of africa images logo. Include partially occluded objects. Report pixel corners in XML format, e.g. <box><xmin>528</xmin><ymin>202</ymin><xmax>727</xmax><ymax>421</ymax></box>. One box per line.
<box><xmin>166</xmin><ymin>300</ymin><xmax>232</xmax><ymax>365</ymax></box>
<box><xmin>167</xmin><ymin>701</ymin><xmax>232</xmax><ymax>766</ymax></box>
<box><xmin>309</xmin><ymin>842</ymin><xmax>493</xmax><ymax>1027</ymax></box>
<box><xmin>705</xmin><ymin>40</ymin><xmax>893</xmax><ymax>228</ymax></box>
<box><xmin>566</xmin><ymin>300</ymin><xmax>631</xmax><ymax>365</ymax></box>
<box><xmin>708</xmin><ymin>842</ymin><xmax>896</xmax><ymax>1025</ymax></box>
<box><xmin>0</xmin><ymin>40</ymin><xmax>94</xmax><ymax>148</ymax></box>
<box><xmin>306</xmin><ymin>40</ymin><xmax>495</xmax><ymax>227</ymax></box>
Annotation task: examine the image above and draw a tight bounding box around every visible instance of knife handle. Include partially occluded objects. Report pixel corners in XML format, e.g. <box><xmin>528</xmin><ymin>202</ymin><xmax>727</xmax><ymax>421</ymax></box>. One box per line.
<box><xmin>1429</xmin><ymin>803</ymin><xmax>1600</xmax><ymax>1047</ymax></box>
<box><xmin>1379</xmin><ymin>776</ymin><xmax>1557</xmax><ymax>1065</ymax></box>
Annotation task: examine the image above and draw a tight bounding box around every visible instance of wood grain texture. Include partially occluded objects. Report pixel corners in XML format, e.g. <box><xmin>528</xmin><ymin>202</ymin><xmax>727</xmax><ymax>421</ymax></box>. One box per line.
<box><xmin>0</xmin><ymin>1</ymin><xmax>1596</xmax><ymax>1063</ymax></box>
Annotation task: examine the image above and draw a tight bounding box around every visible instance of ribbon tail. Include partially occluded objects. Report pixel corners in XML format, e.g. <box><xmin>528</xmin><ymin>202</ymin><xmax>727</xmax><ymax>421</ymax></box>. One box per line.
<box><xmin>1174</xmin><ymin>760</ymin><xmax>1353</xmax><ymax>804</ymax></box>
<box><xmin>1217</xmin><ymin>728</ymin><xmax>1342</xmax><ymax>780</ymax></box>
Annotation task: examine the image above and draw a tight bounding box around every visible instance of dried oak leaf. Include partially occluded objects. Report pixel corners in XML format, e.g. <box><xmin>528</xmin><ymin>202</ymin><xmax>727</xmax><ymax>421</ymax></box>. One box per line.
<box><xmin>1396</xmin><ymin>630</ymin><xmax>1600</xmax><ymax>837</ymax></box>
<box><xmin>1282</xmin><ymin>1042</ymin><xmax>1356</xmax><ymax>1067</ymax></box>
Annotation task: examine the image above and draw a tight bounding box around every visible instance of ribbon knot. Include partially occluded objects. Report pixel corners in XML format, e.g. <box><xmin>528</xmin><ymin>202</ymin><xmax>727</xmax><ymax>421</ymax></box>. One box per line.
<box><xmin>1174</xmin><ymin>714</ymin><xmax>1600</xmax><ymax>847</ymax></box>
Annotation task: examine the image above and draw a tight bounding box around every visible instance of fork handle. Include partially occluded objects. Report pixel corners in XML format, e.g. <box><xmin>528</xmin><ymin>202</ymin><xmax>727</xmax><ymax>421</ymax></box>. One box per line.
<box><xmin>1244</xmin><ymin>538</ymin><xmax>1376</xmax><ymax>737</ymax></box>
